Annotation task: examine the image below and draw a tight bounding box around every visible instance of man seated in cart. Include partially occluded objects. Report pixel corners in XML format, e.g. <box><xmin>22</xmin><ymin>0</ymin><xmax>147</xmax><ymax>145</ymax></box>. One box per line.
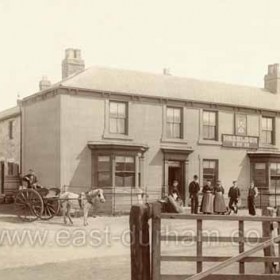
<box><xmin>22</xmin><ymin>169</ymin><xmax>40</xmax><ymax>189</ymax></box>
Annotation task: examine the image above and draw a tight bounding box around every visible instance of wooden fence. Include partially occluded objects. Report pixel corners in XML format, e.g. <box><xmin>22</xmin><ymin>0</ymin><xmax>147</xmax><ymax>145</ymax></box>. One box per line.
<box><xmin>130</xmin><ymin>202</ymin><xmax>280</xmax><ymax>280</ymax></box>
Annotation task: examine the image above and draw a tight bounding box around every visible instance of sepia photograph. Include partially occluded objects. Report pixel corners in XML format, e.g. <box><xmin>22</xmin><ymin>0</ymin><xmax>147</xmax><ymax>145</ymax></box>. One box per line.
<box><xmin>1</xmin><ymin>0</ymin><xmax>280</xmax><ymax>279</ymax></box>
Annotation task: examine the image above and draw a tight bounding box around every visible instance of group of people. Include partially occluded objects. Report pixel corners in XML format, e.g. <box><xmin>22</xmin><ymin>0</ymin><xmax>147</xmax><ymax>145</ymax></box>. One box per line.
<box><xmin>170</xmin><ymin>175</ymin><xmax>259</xmax><ymax>216</ymax></box>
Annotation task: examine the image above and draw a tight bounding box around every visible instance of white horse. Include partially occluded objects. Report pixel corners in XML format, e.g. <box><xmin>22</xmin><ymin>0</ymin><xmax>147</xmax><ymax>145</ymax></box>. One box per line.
<box><xmin>60</xmin><ymin>189</ymin><xmax>105</xmax><ymax>226</ymax></box>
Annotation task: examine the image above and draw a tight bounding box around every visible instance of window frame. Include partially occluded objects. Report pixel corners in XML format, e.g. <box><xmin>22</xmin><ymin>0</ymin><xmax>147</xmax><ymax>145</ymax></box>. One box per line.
<box><xmin>202</xmin><ymin>159</ymin><xmax>219</xmax><ymax>186</ymax></box>
<box><xmin>94</xmin><ymin>154</ymin><xmax>139</xmax><ymax>188</ymax></box>
<box><xmin>109</xmin><ymin>101</ymin><xmax>128</xmax><ymax>135</ymax></box>
<box><xmin>261</xmin><ymin>116</ymin><xmax>275</xmax><ymax>145</ymax></box>
<box><xmin>8</xmin><ymin>120</ymin><xmax>14</xmax><ymax>140</ymax></box>
<box><xmin>166</xmin><ymin>106</ymin><xmax>183</xmax><ymax>139</ymax></box>
<box><xmin>202</xmin><ymin>110</ymin><xmax>218</xmax><ymax>141</ymax></box>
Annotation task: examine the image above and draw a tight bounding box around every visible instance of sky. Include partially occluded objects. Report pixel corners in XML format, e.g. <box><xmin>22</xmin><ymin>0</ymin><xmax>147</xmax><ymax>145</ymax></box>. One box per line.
<box><xmin>1</xmin><ymin>0</ymin><xmax>280</xmax><ymax>111</ymax></box>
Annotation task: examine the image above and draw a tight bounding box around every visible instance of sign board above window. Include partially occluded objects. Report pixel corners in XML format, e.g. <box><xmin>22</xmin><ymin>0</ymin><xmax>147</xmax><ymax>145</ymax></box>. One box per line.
<box><xmin>222</xmin><ymin>134</ymin><xmax>259</xmax><ymax>149</ymax></box>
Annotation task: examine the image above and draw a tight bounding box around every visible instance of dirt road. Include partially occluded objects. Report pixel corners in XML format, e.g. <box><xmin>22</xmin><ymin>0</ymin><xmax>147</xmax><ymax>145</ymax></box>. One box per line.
<box><xmin>0</xmin><ymin>205</ymin><xmax>269</xmax><ymax>279</ymax></box>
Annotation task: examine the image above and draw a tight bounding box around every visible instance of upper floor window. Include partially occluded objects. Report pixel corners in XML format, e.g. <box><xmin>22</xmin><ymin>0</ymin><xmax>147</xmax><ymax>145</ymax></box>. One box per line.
<box><xmin>109</xmin><ymin>101</ymin><xmax>127</xmax><ymax>135</ymax></box>
<box><xmin>235</xmin><ymin>114</ymin><xmax>247</xmax><ymax>136</ymax></box>
<box><xmin>8</xmin><ymin>120</ymin><xmax>14</xmax><ymax>140</ymax></box>
<box><xmin>261</xmin><ymin>116</ymin><xmax>274</xmax><ymax>144</ymax></box>
<box><xmin>166</xmin><ymin>107</ymin><xmax>182</xmax><ymax>139</ymax></box>
<box><xmin>203</xmin><ymin>111</ymin><xmax>217</xmax><ymax>140</ymax></box>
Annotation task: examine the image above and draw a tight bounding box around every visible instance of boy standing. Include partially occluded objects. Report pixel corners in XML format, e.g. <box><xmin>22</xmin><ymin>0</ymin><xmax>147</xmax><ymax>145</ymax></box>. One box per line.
<box><xmin>228</xmin><ymin>180</ymin><xmax>240</xmax><ymax>214</ymax></box>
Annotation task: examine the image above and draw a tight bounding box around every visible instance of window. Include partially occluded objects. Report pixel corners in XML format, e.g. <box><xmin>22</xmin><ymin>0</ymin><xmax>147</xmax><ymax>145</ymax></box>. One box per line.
<box><xmin>166</xmin><ymin>107</ymin><xmax>182</xmax><ymax>138</ymax></box>
<box><xmin>261</xmin><ymin>116</ymin><xmax>274</xmax><ymax>144</ymax></box>
<box><xmin>8</xmin><ymin>120</ymin><xmax>14</xmax><ymax>140</ymax></box>
<box><xmin>7</xmin><ymin>162</ymin><xmax>19</xmax><ymax>176</ymax></box>
<box><xmin>109</xmin><ymin>101</ymin><xmax>127</xmax><ymax>134</ymax></box>
<box><xmin>203</xmin><ymin>160</ymin><xmax>218</xmax><ymax>186</ymax></box>
<box><xmin>235</xmin><ymin>114</ymin><xmax>247</xmax><ymax>136</ymax></box>
<box><xmin>115</xmin><ymin>156</ymin><xmax>135</xmax><ymax>187</ymax></box>
<box><xmin>203</xmin><ymin>111</ymin><xmax>217</xmax><ymax>140</ymax></box>
<box><xmin>95</xmin><ymin>155</ymin><xmax>136</xmax><ymax>188</ymax></box>
<box><xmin>97</xmin><ymin>156</ymin><xmax>111</xmax><ymax>187</ymax></box>
<box><xmin>270</xmin><ymin>163</ymin><xmax>280</xmax><ymax>207</ymax></box>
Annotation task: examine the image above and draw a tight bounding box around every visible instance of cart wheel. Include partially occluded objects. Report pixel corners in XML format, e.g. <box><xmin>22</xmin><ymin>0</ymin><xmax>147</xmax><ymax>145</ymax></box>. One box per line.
<box><xmin>14</xmin><ymin>189</ymin><xmax>44</xmax><ymax>222</ymax></box>
<box><xmin>40</xmin><ymin>198</ymin><xmax>60</xmax><ymax>220</ymax></box>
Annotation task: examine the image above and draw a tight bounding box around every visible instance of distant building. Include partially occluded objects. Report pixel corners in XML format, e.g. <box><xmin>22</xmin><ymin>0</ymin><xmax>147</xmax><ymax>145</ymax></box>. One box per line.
<box><xmin>0</xmin><ymin>105</ymin><xmax>21</xmax><ymax>198</ymax></box>
<box><xmin>4</xmin><ymin>49</ymin><xmax>280</xmax><ymax>212</ymax></box>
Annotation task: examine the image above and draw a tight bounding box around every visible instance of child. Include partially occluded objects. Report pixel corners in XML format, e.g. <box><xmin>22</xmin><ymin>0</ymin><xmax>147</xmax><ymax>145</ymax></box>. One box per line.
<box><xmin>228</xmin><ymin>180</ymin><xmax>240</xmax><ymax>214</ymax></box>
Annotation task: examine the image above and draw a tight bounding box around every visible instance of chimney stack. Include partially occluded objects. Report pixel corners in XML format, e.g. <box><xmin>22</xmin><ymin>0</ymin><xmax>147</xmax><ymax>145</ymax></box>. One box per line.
<box><xmin>264</xmin><ymin>64</ymin><xmax>280</xmax><ymax>93</ymax></box>
<box><xmin>62</xmin><ymin>48</ymin><xmax>85</xmax><ymax>79</ymax></box>
<box><xmin>39</xmin><ymin>76</ymin><xmax>51</xmax><ymax>91</ymax></box>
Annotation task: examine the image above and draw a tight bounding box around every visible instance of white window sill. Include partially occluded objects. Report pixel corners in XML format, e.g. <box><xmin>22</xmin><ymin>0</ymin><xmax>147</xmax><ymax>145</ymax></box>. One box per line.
<box><xmin>102</xmin><ymin>133</ymin><xmax>133</xmax><ymax>141</ymax></box>
<box><xmin>197</xmin><ymin>139</ymin><xmax>222</xmax><ymax>146</ymax></box>
<box><xmin>161</xmin><ymin>137</ymin><xmax>188</xmax><ymax>145</ymax></box>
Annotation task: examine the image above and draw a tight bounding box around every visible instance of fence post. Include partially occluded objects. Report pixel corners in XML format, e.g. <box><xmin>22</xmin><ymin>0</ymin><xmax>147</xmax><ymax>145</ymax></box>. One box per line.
<box><xmin>152</xmin><ymin>202</ymin><xmax>161</xmax><ymax>280</ymax></box>
<box><xmin>239</xmin><ymin>220</ymin><xmax>245</xmax><ymax>274</ymax></box>
<box><xmin>197</xmin><ymin>219</ymin><xmax>203</xmax><ymax>273</ymax></box>
<box><xmin>277</xmin><ymin>206</ymin><xmax>280</xmax><ymax>273</ymax></box>
<box><xmin>130</xmin><ymin>204</ymin><xmax>151</xmax><ymax>280</ymax></box>
<box><xmin>262</xmin><ymin>207</ymin><xmax>276</xmax><ymax>274</ymax></box>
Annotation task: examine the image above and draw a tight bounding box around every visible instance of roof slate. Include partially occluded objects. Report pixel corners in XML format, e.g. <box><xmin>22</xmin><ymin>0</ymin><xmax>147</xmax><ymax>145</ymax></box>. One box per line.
<box><xmin>34</xmin><ymin>66</ymin><xmax>280</xmax><ymax>111</ymax></box>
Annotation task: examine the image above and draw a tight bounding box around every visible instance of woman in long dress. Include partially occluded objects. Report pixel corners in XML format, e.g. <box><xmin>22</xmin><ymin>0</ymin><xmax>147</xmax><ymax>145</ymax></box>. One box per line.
<box><xmin>248</xmin><ymin>181</ymin><xmax>258</xmax><ymax>216</ymax></box>
<box><xmin>213</xmin><ymin>180</ymin><xmax>227</xmax><ymax>214</ymax></box>
<box><xmin>200</xmin><ymin>179</ymin><xmax>214</xmax><ymax>214</ymax></box>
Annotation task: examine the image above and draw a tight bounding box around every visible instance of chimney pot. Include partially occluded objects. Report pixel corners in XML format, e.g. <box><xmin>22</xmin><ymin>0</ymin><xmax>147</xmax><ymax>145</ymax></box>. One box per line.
<box><xmin>39</xmin><ymin>76</ymin><xmax>51</xmax><ymax>91</ymax></box>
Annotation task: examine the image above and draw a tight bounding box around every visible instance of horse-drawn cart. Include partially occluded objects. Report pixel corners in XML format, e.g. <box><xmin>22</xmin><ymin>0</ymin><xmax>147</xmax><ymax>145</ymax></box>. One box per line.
<box><xmin>14</xmin><ymin>187</ymin><xmax>61</xmax><ymax>222</ymax></box>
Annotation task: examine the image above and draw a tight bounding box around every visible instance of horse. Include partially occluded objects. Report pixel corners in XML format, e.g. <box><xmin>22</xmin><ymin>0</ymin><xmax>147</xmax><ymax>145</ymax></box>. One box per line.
<box><xmin>60</xmin><ymin>188</ymin><xmax>105</xmax><ymax>226</ymax></box>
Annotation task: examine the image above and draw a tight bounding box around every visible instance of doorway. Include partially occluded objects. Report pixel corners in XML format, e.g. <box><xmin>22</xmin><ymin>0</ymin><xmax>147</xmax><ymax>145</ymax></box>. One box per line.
<box><xmin>168</xmin><ymin>161</ymin><xmax>184</xmax><ymax>203</ymax></box>
<box><xmin>0</xmin><ymin>161</ymin><xmax>4</xmax><ymax>194</ymax></box>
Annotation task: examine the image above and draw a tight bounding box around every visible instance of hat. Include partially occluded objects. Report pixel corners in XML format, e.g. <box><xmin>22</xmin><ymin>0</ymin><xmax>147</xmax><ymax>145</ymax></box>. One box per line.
<box><xmin>233</xmin><ymin>180</ymin><xmax>237</xmax><ymax>184</ymax></box>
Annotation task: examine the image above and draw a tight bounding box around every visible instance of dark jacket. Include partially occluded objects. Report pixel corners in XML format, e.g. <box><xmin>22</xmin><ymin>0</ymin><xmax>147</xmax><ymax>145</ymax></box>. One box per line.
<box><xmin>228</xmin><ymin>186</ymin><xmax>240</xmax><ymax>200</ymax></box>
<box><xmin>189</xmin><ymin>181</ymin><xmax>200</xmax><ymax>196</ymax></box>
<box><xmin>202</xmin><ymin>184</ymin><xmax>213</xmax><ymax>193</ymax></box>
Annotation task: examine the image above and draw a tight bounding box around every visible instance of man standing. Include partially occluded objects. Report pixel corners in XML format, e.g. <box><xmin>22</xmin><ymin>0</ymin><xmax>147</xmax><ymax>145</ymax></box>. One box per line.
<box><xmin>188</xmin><ymin>175</ymin><xmax>200</xmax><ymax>214</ymax></box>
<box><xmin>228</xmin><ymin>180</ymin><xmax>241</xmax><ymax>214</ymax></box>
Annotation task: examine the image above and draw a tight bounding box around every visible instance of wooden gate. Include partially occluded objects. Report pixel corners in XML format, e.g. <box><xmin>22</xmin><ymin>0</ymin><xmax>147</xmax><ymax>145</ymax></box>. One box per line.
<box><xmin>130</xmin><ymin>203</ymin><xmax>280</xmax><ymax>280</ymax></box>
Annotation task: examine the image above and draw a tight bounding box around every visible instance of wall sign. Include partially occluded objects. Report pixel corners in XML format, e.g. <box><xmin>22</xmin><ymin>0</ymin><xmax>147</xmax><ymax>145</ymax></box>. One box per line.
<box><xmin>222</xmin><ymin>134</ymin><xmax>259</xmax><ymax>149</ymax></box>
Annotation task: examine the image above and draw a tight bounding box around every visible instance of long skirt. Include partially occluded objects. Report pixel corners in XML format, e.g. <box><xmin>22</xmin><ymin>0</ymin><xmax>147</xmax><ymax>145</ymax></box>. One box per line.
<box><xmin>248</xmin><ymin>196</ymin><xmax>256</xmax><ymax>216</ymax></box>
<box><xmin>201</xmin><ymin>192</ymin><xmax>214</xmax><ymax>213</ymax></box>
<box><xmin>214</xmin><ymin>192</ymin><xmax>227</xmax><ymax>213</ymax></box>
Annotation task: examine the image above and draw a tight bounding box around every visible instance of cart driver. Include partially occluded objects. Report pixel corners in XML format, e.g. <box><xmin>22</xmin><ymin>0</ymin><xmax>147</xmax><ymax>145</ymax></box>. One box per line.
<box><xmin>22</xmin><ymin>169</ymin><xmax>38</xmax><ymax>189</ymax></box>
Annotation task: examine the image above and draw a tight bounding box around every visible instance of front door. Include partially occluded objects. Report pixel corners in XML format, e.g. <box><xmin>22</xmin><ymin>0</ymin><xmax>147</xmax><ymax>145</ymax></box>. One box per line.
<box><xmin>168</xmin><ymin>161</ymin><xmax>185</xmax><ymax>203</ymax></box>
<box><xmin>0</xmin><ymin>162</ymin><xmax>4</xmax><ymax>194</ymax></box>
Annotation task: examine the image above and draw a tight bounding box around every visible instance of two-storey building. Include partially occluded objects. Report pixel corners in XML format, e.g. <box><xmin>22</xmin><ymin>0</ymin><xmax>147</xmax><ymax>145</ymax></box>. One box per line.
<box><xmin>19</xmin><ymin>49</ymin><xmax>280</xmax><ymax>213</ymax></box>
<box><xmin>0</xmin><ymin>105</ymin><xmax>21</xmax><ymax>200</ymax></box>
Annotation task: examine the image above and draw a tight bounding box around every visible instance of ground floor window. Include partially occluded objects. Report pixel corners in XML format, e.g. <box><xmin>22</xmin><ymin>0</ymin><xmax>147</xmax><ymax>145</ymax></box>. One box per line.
<box><xmin>97</xmin><ymin>156</ymin><xmax>111</xmax><ymax>187</ymax></box>
<box><xmin>115</xmin><ymin>156</ymin><xmax>135</xmax><ymax>187</ymax></box>
<box><xmin>203</xmin><ymin>159</ymin><xmax>218</xmax><ymax>186</ymax></box>
<box><xmin>7</xmin><ymin>162</ymin><xmax>19</xmax><ymax>177</ymax></box>
<box><xmin>95</xmin><ymin>155</ymin><xmax>137</xmax><ymax>188</ymax></box>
